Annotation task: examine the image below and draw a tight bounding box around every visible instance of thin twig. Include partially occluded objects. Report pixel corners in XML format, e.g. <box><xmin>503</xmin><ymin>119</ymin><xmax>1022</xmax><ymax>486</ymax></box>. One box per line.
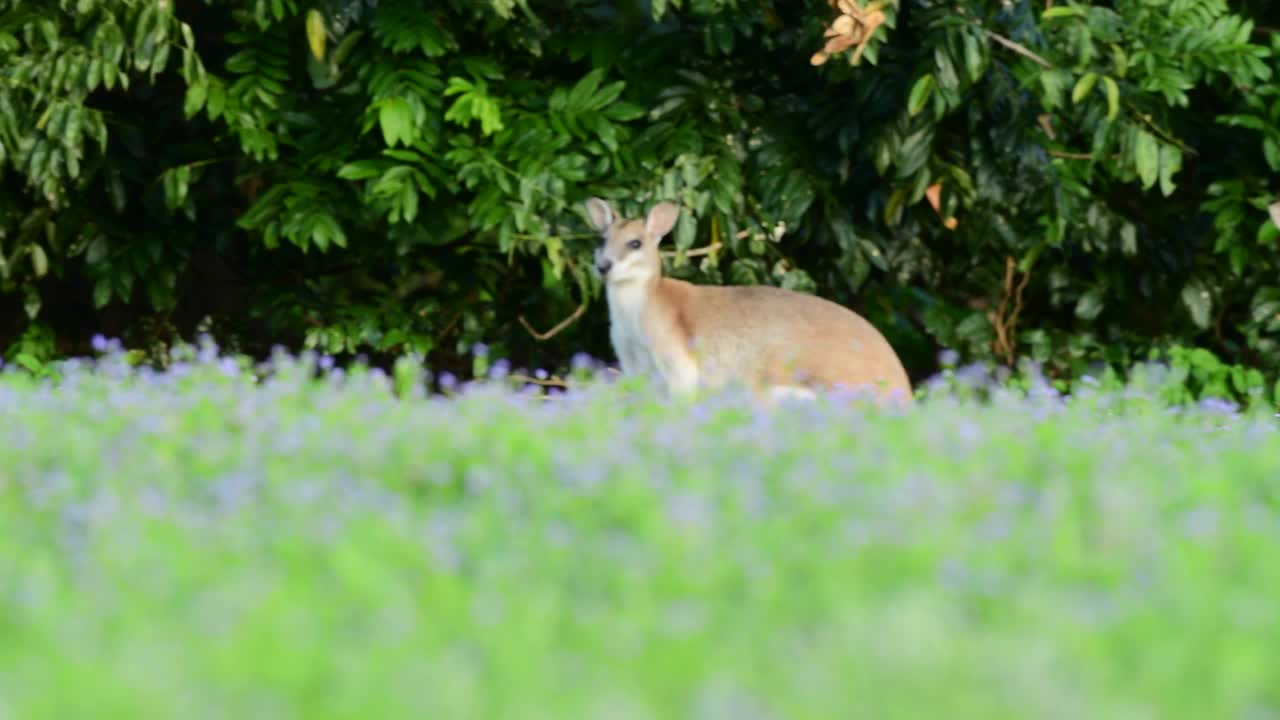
<box><xmin>1009</xmin><ymin>261</ymin><xmax>1031</xmax><ymax>350</ymax></box>
<box><xmin>512</xmin><ymin>232</ymin><xmax>598</xmax><ymax>242</ymax></box>
<box><xmin>982</xmin><ymin>29</ymin><xmax>1054</xmax><ymax>69</ymax></box>
<box><xmin>518</xmin><ymin>301</ymin><xmax>587</xmax><ymax>341</ymax></box>
<box><xmin>663</xmin><ymin>241</ymin><xmax>723</xmax><ymax>259</ymax></box>
<box><xmin>508</xmin><ymin>374</ymin><xmax>571</xmax><ymax>388</ymax></box>
<box><xmin>1048</xmin><ymin>150</ymin><xmax>1124</xmax><ymax>160</ymax></box>
<box><xmin>1125</xmin><ymin>101</ymin><xmax>1197</xmax><ymax>155</ymax></box>
<box><xmin>685</xmin><ymin>242</ymin><xmax>723</xmax><ymax>257</ymax></box>
<box><xmin>661</xmin><ymin>229</ymin><xmax>749</xmax><ymax>260</ymax></box>
<box><xmin>989</xmin><ymin>255</ymin><xmax>1032</xmax><ymax>366</ymax></box>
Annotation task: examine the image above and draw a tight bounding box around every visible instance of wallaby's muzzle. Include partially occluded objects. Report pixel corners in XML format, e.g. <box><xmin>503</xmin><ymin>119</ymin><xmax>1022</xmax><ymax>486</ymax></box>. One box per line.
<box><xmin>593</xmin><ymin>248</ymin><xmax>612</xmax><ymax>276</ymax></box>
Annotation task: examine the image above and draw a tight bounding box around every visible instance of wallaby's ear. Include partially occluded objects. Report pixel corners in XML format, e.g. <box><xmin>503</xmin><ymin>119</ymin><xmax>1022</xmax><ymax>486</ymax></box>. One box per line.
<box><xmin>644</xmin><ymin>201</ymin><xmax>681</xmax><ymax>240</ymax></box>
<box><xmin>584</xmin><ymin>197</ymin><xmax>616</xmax><ymax>233</ymax></box>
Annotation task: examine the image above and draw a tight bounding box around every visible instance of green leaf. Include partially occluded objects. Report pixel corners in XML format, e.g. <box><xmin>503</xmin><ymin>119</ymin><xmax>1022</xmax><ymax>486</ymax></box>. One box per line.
<box><xmin>86</xmin><ymin>237</ymin><xmax>109</xmax><ymax>264</ymax></box>
<box><xmin>1103</xmin><ymin>76</ymin><xmax>1119</xmax><ymax>121</ymax></box>
<box><xmin>206</xmin><ymin>79</ymin><xmax>226</xmax><ymax>119</ymax></box>
<box><xmin>332</xmin><ymin>30</ymin><xmax>364</xmax><ymax>65</ymax></box>
<box><xmin>1257</xmin><ymin>219</ymin><xmax>1280</xmax><ymax>246</ymax></box>
<box><xmin>378</xmin><ymin>97</ymin><xmax>413</xmax><ymax>146</ymax></box>
<box><xmin>1120</xmin><ymin>223</ymin><xmax>1137</xmax><ymax>255</ymax></box>
<box><xmin>1074</xmin><ymin>287</ymin><xmax>1106</xmax><ymax>320</ymax></box>
<box><xmin>93</xmin><ymin>277</ymin><xmax>112</xmax><ymax>309</ymax></box>
<box><xmin>934</xmin><ymin>45</ymin><xmax>959</xmax><ymax>92</ymax></box>
<box><xmin>567</xmin><ymin>67</ymin><xmax>605</xmax><ymax>110</ymax></box>
<box><xmin>15</xmin><ymin>353</ymin><xmax>43</xmax><ymax>373</ymax></box>
<box><xmin>956</xmin><ymin>312</ymin><xmax>992</xmax><ymax>346</ymax></box>
<box><xmin>1158</xmin><ymin>144</ymin><xmax>1181</xmax><ymax>197</ymax></box>
<box><xmin>1071</xmin><ymin>72</ymin><xmax>1098</xmax><ymax>104</ymax></box>
<box><xmin>23</xmin><ymin>286</ymin><xmax>41</xmax><ymax>319</ymax></box>
<box><xmin>1181</xmin><ymin>281</ymin><xmax>1213</xmax><ymax>330</ymax></box>
<box><xmin>1133</xmin><ymin>130</ymin><xmax>1159</xmax><ymax>189</ymax></box>
<box><xmin>604</xmin><ymin>101</ymin><xmax>644</xmax><ymax>122</ymax></box>
<box><xmin>183</xmin><ymin>79</ymin><xmax>207</xmax><ymax>119</ymax></box>
<box><xmin>1039</xmin><ymin>69</ymin><xmax>1070</xmax><ymax>109</ymax></box>
<box><xmin>1042</xmin><ymin>5</ymin><xmax>1086</xmax><ymax>19</ymax></box>
<box><xmin>149</xmin><ymin>30</ymin><xmax>171</xmax><ymax>77</ymax></box>
<box><xmin>962</xmin><ymin>32</ymin><xmax>984</xmax><ymax>83</ymax></box>
<box><xmin>30</xmin><ymin>244</ymin><xmax>48</xmax><ymax>277</ymax></box>
<box><xmin>1264</xmin><ymin>137</ymin><xmax>1280</xmax><ymax>172</ymax></box>
<box><xmin>1250</xmin><ymin>288</ymin><xmax>1280</xmax><ymax>324</ymax></box>
<box><xmin>907</xmin><ymin>74</ymin><xmax>935</xmax><ymax>117</ymax></box>
<box><xmin>337</xmin><ymin>160</ymin><xmax>386</xmax><ymax>180</ymax></box>
<box><xmin>306</xmin><ymin>9</ymin><xmax>327</xmax><ymax>61</ymax></box>
<box><xmin>1109</xmin><ymin>44</ymin><xmax>1128</xmax><ymax>78</ymax></box>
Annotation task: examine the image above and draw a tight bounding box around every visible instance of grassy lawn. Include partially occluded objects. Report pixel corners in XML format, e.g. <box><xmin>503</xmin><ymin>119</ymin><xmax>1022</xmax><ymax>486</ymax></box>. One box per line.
<box><xmin>2</xmin><ymin>345</ymin><xmax>1278</xmax><ymax>719</ymax></box>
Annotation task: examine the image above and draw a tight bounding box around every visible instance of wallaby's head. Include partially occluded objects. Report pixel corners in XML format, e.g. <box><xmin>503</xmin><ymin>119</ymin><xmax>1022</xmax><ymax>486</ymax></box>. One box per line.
<box><xmin>585</xmin><ymin>198</ymin><xmax>681</xmax><ymax>286</ymax></box>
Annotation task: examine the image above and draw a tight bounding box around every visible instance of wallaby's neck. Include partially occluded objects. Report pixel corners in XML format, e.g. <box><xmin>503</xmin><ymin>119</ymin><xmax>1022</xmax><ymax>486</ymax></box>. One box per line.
<box><xmin>605</xmin><ymin>274</ymin><xmax>661</xmax><ymax>315</ymax></box>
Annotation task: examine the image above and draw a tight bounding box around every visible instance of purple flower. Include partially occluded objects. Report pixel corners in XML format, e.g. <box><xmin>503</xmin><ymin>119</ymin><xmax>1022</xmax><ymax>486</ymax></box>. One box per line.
<box><xmin>1197</xmin><ymin>396</ymin><xmax>1238</xmax><ymax>416</ymax></box>
<box><xmin>571</xmin><ymin>352</ymin><xmax>594</xmax><ymax>372</ymax></box>
<box><xmin>91</xmin><ymin>334</ymin><xmax>108</xmax><ymax>353</ymax></box>
<box><xmin>472</xmin><ymin>342</ymin><xmax>489</xmax><ymax>358</ymax></box>
<box><xmin>489</xmin><ymin>358</ymin><xmax>511</xmax><ymax>380</ymax></box>
<box><xmin>197</xmin><ymin>339</ymin><xmax>219</xmax><ymax>365</ymax></box>
<box><xmin>218</xmin><ymin>357</ymin><xmax>240</xmax><ymax>378</ymax></box>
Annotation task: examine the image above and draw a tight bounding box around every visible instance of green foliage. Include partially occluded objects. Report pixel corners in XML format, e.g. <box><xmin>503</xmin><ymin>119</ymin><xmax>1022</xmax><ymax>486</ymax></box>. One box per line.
<box><xmin>0</xmin><ymin>0</ymin><xmax>209</xmax><ymax>317</ymax></box>
<box><xmin>1</xmin><ymin>0</ymin><xmax>1278</xmax><ymax>386</ymax></box>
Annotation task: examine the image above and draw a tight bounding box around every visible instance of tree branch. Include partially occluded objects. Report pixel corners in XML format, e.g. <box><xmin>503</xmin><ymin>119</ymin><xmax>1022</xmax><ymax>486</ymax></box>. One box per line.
<box><xmin>517</xmin><ymin>301</ymin><xmax>587</xmax><ymax>341</ymax></box>
<box><xmin>663</xmin><ymin>241</ymin><xmax>723</xmax><ymax>259</ymax></box>
<box><xmin>982</xmin><ymin>29</ymin><xmax>1054</xmax><ymax>69</ymax></box>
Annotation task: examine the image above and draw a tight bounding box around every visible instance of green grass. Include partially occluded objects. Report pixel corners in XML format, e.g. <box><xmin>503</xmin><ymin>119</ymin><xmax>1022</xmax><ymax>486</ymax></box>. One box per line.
<box><xmin>1</xmin><ymin>346</ymin><xmax>1278</xmax><ymax>719</ymax></box>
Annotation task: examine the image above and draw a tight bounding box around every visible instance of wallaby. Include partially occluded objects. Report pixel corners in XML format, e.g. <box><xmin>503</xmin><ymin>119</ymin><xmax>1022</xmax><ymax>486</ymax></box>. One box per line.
<box><xmin>585</xmin><ymin>197</ymin><xmax>913</xmax><ymax>406</ymax></box>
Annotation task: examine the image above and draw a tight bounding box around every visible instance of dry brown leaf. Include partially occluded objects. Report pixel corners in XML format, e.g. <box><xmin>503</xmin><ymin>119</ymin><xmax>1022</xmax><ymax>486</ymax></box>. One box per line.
<box><xmin>811</xmin><ymin>0</ymin><xmax>889</xmax><ymax>68</ymax></box>
<box><xmin>925</xmin><ymin>183</ymin><xmax>960</xmax><ymax>230</ymax></box>
<box><xmin>925</xmin><ymin>183</ymin><xmax>943</xmax><ymax>212</ymax></box>
<box><xmin>1037</xmin><ymin>114</ymin><xmax>1056</xmax><ymax>140</ymax></box>
<box><xmin>824</xmin><ymin>34</ymin><xmax>859</xmax><ymax>55</ymax></box>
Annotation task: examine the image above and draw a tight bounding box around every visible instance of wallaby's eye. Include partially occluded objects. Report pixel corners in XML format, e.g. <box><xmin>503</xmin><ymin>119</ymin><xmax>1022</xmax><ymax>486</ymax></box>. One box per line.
<box><xmin>627</xmin><ymin>239</ymin><xmax>642</xmax><ymax>250</ymax></box>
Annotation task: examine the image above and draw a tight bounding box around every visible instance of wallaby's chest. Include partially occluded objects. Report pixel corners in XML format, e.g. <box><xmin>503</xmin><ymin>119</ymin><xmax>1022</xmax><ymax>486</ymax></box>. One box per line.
<box><xmin>605</xmin><ymin>285</ymin><xmax>661</xmax><ymax>374</ymax></box>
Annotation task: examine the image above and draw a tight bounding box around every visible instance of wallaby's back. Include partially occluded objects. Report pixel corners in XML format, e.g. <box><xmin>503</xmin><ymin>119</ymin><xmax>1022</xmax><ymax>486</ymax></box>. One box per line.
<box><xmin>657</xmin><ymin>278</ymin><xmax>912</xmax><ymax>400</ymax></box>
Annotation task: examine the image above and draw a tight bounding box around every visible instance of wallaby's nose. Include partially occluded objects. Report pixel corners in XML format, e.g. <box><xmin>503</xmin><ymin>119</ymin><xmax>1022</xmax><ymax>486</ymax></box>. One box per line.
<box><xmin>595</xmin><ymin>256</ymin><xmax>612</xmax><ymax>275</ymax></box>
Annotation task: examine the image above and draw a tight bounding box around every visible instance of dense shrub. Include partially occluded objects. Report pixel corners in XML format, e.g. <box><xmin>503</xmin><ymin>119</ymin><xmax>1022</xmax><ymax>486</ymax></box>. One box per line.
<box><xmin>2</xmin><ymin>0</ymin><xmax>1278</xmax><ymax>395</ymax></box>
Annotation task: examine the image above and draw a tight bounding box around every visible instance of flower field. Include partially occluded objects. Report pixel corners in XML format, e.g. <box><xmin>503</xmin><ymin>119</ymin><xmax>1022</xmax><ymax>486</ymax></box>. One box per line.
<box><xmin>2</xmin><ymin>343</ymin><xmax>1279</xmax><ymax>719</ymax></box>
